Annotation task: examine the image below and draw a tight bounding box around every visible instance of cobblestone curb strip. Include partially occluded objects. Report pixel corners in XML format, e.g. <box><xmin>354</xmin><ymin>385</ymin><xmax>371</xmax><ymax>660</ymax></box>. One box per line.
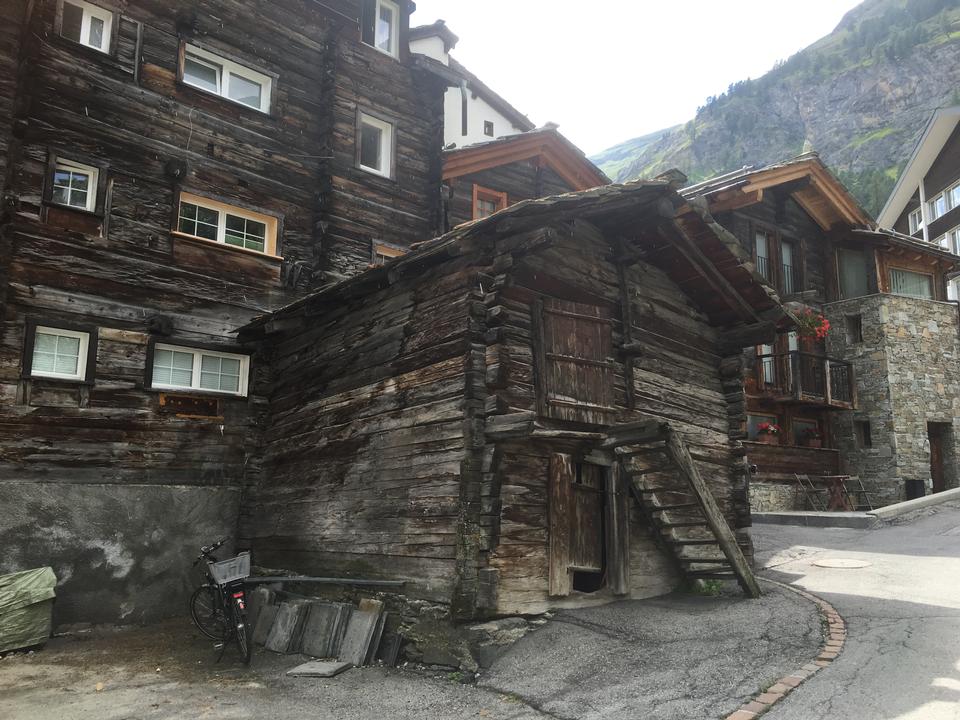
<box><xmin>724</xmin><ymin>578</ymin><xmax>846</xmax><ymax>720</ymax></box>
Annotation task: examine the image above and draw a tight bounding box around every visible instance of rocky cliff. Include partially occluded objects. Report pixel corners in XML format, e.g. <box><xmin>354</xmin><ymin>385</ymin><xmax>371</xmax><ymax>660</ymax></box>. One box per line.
<box><xmin>593</xmin><ymin>0</ymin><xmax>960</xmax><ymax>216</ymax></box>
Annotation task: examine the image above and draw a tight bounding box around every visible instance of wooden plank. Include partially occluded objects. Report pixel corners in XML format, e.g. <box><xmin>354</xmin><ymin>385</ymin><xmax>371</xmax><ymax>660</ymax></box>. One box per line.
<box><xmin>606</xmin><ymin>463</ymin><xmax>630</xmax><ymax>595</ymax></box>
<box><xmin>547</xmin><ymin>452</ymin><xmax>574</xmax><ymax>597</ymax></box>
<box><xmin>665</xmin><ymin>431</ymin><xmax>761</xmax><ymax>598</ymax></box>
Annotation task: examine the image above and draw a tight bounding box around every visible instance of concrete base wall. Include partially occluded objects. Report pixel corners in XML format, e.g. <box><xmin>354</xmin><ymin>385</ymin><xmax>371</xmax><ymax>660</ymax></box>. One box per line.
<box><xmin>0</xmin><ymin>483</ymin><xmax>241</xmax><ymax>627</ymax></box>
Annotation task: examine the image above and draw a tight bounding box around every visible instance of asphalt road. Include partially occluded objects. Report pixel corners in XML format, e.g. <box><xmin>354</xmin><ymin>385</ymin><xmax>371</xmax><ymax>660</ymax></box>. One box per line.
<box><xmin>753</xmin><ymin>502</ymin><xmax>960</xmax><ymax>720</ymax></box>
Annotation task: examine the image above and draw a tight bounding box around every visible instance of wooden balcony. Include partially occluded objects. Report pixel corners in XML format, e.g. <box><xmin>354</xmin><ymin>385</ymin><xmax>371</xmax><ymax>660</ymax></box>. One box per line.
<box><xmin>744</xmin><ymin>441</ymin><xmax>841</xmax><ymax>481</ymax></box>
<box><xmin>755</xmin><ymin>351</ymin><xmax>855</xmax><ymax>409</ymax></box>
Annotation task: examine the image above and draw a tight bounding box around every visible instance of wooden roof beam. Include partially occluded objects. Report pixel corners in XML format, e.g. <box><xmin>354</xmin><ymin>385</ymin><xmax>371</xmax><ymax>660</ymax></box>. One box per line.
<box><xmin>664</xmin><ymin>217</ymin><xmax>761</xmax><ymax>324</ymax></box>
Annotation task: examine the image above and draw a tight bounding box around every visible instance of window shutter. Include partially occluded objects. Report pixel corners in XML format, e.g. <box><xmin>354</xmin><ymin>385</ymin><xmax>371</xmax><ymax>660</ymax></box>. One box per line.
<box><xmin>535</xmin><ymin>298</ymin><xmax>615</xmax><ymax>425</ymax></box>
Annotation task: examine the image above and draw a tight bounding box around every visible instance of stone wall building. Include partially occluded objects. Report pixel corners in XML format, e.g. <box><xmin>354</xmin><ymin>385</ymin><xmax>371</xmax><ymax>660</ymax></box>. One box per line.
<box><xmin>825</xmin><ymin>294</ymin><xmax>960</xmax><ymax>504</ymax></box>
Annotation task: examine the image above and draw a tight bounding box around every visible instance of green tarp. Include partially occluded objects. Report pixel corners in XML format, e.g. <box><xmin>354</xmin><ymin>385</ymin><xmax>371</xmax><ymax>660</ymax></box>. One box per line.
<box><xmin>0</xmin><ymin>567</ymin><xmax>57</xmax><ymax>653</ymax></box>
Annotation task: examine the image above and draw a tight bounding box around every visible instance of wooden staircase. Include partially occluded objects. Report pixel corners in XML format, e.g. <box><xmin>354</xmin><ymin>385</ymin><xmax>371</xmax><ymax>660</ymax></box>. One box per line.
<box><xmin>602</xmin><ymin>420</ymin><xmax>761</xmax><ymax>598</ymax></box>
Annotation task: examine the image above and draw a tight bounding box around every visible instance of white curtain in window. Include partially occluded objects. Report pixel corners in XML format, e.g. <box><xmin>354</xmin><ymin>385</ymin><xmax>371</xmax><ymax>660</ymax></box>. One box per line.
<box><xmin>890</xmin><ymin>269</ymin><xmax>933</xmax><ymax>299</ymax></box>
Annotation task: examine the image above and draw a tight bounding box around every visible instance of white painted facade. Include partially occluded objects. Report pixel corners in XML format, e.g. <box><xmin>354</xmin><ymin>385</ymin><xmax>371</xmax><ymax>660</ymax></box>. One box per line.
<box><xmin>410</xmin><ymin>30</ymin><xmax>531</xmax><ymax>148</ymax></box>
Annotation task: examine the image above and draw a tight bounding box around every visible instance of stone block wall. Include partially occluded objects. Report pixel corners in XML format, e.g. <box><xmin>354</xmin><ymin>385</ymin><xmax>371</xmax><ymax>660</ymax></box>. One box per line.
<box><xmin>825</xmin><ymin>295</ymin><xmax>960</xmax><ymax>505</ymax></box>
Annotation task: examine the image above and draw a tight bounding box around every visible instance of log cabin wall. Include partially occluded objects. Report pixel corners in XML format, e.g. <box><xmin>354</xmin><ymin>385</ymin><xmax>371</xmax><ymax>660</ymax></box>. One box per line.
<box><xmin>0</xmin><ymin>0</ymin><xmax>443</xmax><ymax>625</ymax></box>
<box><xmin>446</xmin><ymin>162</ymin><xmax>572</xmax><ymax>228</ymax></box>
<box><xmin>244</xmin><ymin>258</ymin><xmax>487</xmax><ymax>610</ymax></box>
<box><xmin>481</xmin><ymin>222</ymin><xmax>744</xmax><ymax>615</ymax></box>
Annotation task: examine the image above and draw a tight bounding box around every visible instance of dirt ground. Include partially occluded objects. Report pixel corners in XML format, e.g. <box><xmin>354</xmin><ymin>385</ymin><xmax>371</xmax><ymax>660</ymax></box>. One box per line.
<box><xmin>1</xmin><ymin>618</ymin><xmax>545</xmax><ymax>720</ymax></box>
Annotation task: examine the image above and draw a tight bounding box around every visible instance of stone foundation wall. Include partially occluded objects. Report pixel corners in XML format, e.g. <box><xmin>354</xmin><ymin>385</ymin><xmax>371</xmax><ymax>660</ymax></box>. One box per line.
<box><xmin>825</xmin><ymin>295</ymin><xmax>960</xmax><ymax>505</ymax></box>
<box><xmin>750</xmin><ymin>481</ymin><xmax>799</xmax><ymax>512</ymax></box>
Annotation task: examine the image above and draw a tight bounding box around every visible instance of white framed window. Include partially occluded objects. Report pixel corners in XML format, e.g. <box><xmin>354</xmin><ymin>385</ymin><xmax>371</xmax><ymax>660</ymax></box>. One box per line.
<box><xmin>949</xmin><ymin>182</ymin><xmax>960</xmax><ymax>212</ymax></box>
<box><xmin>908</xmin><ymin>207</ymin><xmax>924</xmax><ymax>235</ymax></box>
<box><xmin>60</xmin><ymin>0</ymin><xmax>113</xmax><ymax>53</ymax></box>
<box><xmin>52</xmin><ymin>159</ymin><xmax>98</xmax><ymax>212</ymax></box>
<box><xmin>181</xmin><ymin>44</ymin><xmax>272</xmax><ymax>113</ymax></box>
<box><xmin>358</xmin><ymin>113</ymin><xmax>393</xmax><ymax>178</ymax></box>
<box><xmin>362</xmin><ymin>0</ymin><xmax>399</xmax><ymax>57</ymax></box>
<box><xmin>151</xmin><ymin>344</ymin><xmax>249</xmax><ymax>397</ymax></box>
<box><xmin>175</xmin><ymin>193</ymin><xmax>278</xmax><ymax>255</ymax></box>
<box><xmin>929</xmin><ymin>192</ymin><xmax>947</xmax><ymax>222</ymax></box>
<box><xmin>31</xmin><ymin>326</ymin><xmax>90</xmax><ymax>381</ymax></box>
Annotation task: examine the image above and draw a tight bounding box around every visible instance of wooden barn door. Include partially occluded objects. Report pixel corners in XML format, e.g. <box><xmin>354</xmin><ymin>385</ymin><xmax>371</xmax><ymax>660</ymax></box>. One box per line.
<box><xmin>549</xmin><ymin>453</ymin><xmax>630</xmax><ymax>597</ymax></box>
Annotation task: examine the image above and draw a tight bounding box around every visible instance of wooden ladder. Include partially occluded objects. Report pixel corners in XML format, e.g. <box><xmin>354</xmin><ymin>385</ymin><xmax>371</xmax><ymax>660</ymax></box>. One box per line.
<box><xmin>602</xmin><ymin>420</ymin><xmax>761</xmax><ymax>599</ymax></box>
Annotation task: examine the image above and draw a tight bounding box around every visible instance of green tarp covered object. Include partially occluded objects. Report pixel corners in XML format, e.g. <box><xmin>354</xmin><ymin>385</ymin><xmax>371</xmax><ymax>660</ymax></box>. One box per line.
<box><xmin>0</xmin><ymin>567</ymin><xmax>57</xmax><ymax>653</ymax></box>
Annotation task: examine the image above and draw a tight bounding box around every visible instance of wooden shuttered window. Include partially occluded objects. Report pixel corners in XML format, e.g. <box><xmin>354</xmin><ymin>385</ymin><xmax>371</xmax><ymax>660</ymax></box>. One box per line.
<box><xmin>534</xmin><ymin>298</ymin><xmax>616</xmax><ymax>425</ymax></box>
<box><xmin>548</xmin><ymin>454</ymin><xmax>630</xmax><ymax>597</ymax></box>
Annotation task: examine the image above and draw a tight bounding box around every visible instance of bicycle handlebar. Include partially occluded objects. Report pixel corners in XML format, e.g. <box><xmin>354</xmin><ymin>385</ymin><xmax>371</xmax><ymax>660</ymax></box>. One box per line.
<box><xmin>193</xmin><ymin>538</ymin><xmax>226</xmax><ymax>566</ymax></box>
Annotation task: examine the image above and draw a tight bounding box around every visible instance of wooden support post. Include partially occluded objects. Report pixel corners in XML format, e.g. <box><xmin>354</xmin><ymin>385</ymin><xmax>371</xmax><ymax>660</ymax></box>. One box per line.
<box><xmin>548</xmin><ymin>453</ymin><xmax>574</xmax><ymax>597</ymax></box>
<box><xmin>664</xmin><ymin>431</ymin><xmax>762</xmax><ymax>599</ymax></box>
<box><xmin>606</xmin><ymin>463</ymin><xmax>630</xmax><ymax>595</ymax></box>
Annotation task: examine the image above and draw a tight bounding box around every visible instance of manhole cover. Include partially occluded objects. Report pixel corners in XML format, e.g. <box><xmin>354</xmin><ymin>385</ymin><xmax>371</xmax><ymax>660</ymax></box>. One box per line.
<box><xmin>812</xmin><ymin>558</ymin><xmax>871</xmax><ymax>569</ymax></box>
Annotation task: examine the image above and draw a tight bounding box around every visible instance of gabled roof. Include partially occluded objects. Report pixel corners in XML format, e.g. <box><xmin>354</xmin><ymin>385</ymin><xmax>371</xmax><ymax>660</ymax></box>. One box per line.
<box><xmin>240</xmin><ymin>181</ymin><xmax>786</xmax><ymax>337</ymax></box>
<box><xmin>681</xmin><ymin>153</ymin><xmax>874</xmax><ymax>231</ymax></box>
<box><xmin>448</xmin><ymin>57</ymin><xmax>536</xmax><ymax>134</ymax></box>
<box><xmin>877</xmin><ymin>106</ymin><xmax>960</xmax><ymax>229</ymax></box>
<box><xmin>442</xmin><ymin>127</ymin><xmax>611</xmax><ymax>192</ymax></box>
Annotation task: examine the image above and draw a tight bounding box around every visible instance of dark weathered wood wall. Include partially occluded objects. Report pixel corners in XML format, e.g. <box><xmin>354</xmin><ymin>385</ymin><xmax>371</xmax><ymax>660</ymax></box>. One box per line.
<box><xmin>0</xmin><ymin>0</ymin><xmax>443</xmax><ymax>624</ymax></box>
<box><xmin>446</xmin><ymin>161</ymin><xmax>572</xmax><ymax>228</ymax></box>
<box><xmin>245</xmin><ymin>260</ymin><xmax>484</xmax><ymax>605</ymax></box>
<box><xmin>481</xmin><ymin>222</ymin><xmax>740</xmax><ymax>614</ymax></box>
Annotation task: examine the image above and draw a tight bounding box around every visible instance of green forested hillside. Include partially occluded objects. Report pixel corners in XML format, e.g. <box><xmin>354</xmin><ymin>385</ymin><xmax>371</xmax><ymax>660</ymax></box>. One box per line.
<box><xmin>592</xmin><ymin>0</ymin><xmax>960</xmax><ymax>216</ymax></box>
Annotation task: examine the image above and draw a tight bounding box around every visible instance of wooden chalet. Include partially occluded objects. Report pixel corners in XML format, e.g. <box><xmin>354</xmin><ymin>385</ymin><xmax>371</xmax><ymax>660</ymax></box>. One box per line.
<box><xmin>679</xmin><ymin>154</ymin><xmax>959</xmax><ymax>507</ymax></box>
<box><xmin>441</xmin><ymin>126</ymin><xmax>610</xmax><ymax>230</ymax></box>
<box><xmin>239</xmin><ymin>181</ymin><xmax>784</xmax><ymax>618</ymax></box>
<box><xmin>0</xmin><ymin>0</ymin><xmax>448</xmax><ymax>624</ymax></box>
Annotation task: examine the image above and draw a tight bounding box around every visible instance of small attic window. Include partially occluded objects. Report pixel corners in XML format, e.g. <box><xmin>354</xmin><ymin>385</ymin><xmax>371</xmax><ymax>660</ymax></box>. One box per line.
<box><xmin>361</xmin><ymin>0</ymin><xmax>400</xmax><ymax>58</ymax></box>
<box><xmin>483</xmin><ymin>121</ymin><xmax>494</xmax><ymax>137</ymax></box>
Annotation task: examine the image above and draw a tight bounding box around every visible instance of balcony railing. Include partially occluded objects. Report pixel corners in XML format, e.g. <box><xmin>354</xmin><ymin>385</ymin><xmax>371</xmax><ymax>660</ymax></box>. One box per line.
<box><xmin>756</xmin><ymin>351</ymin><xmax>855</xmax><ymax>408</ymax></box>
<box><xmin>781</xmin><ymin>263</ymin><xmax>802</xmax><ymax>295</ymax></box>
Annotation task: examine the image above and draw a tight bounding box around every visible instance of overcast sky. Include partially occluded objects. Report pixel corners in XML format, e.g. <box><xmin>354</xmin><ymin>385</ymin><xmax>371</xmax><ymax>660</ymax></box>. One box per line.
<box><xmin>410</xmin><ymin>1</ymin><xmax>864</xmax><ymax>155</ymax></box>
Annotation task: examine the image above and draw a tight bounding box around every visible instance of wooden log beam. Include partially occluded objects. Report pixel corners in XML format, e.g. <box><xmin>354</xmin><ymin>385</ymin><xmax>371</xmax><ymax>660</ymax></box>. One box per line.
<box><xmin>717</xmin><ymin>321</ymin><xmax>777</xmax><ymax>356</ymax></box>
<box><xmin>601</xmin><ymin>419</ymin><xmax>667</xmax><ymax>448</ymax></box>
<box><xmin>484</xmin><ymin>411</ymin><xmax>535</xmax><ymax>440</ymax></box>
<box><xmin>666</xmin><ymin>218</ymin><xmax>761</xmax><ymax>324</ymax></box>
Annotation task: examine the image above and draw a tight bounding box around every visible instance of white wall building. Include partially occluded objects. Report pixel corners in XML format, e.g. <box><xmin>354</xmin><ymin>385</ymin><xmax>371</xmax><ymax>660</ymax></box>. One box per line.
<box><xmin>409</xmin><ymin>20</ymin><xmax>535</xmax><ymax>148</ymax></box>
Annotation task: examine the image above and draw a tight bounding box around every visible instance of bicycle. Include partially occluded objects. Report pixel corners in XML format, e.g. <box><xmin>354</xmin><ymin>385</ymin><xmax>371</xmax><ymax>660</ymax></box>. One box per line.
<box><xmin>189</xmin><ymin>539</ymin><xmax>252</xmax><ymax>664</ymax></box>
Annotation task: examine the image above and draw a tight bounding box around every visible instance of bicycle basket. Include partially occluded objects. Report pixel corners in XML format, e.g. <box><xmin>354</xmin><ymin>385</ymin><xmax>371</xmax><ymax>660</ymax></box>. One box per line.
<box><xmin>208</xmin><ymin>552</ymin><xmax>251</xmax><ymax>585</ymax></box>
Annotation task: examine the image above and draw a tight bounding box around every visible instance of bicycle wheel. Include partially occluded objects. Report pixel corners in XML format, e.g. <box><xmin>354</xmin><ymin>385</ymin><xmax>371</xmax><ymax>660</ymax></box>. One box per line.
<box><xmin>233</xmin><ymin>595</ymin><xmax>251</xmax><ymax>664</ymax></box>
<box><xmin>190</xmin><ymin>585</ymin><xmax>228</xmax><ymax>640</ymax></box>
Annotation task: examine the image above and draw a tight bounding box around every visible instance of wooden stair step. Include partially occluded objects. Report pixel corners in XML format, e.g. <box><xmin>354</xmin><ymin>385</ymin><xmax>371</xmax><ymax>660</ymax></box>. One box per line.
<box><xmin>658</xmin><ymin>520</ymin><xmax>710</xmax><ymax>528</ymax></box>
<box><xmin>678</xmin><ymin>558</ymin><xmax>730</xmax><ymax>564</ymax></box>
<box><xmin>650</xmin><ymin>503</ymin><xmax>699</xmax><ymax>511</ymax></box>
<box><xmin>666</xmin><ymin>539</ymin><xmax>719</xmax><ymax>546</ymax></box>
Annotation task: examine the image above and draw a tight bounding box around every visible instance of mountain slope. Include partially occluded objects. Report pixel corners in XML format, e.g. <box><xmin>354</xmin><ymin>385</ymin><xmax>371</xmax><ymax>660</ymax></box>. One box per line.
<box><xmin>592</xmin><ymin>0</ymin><xmax>960</xmax><ymax>216</ymax></box>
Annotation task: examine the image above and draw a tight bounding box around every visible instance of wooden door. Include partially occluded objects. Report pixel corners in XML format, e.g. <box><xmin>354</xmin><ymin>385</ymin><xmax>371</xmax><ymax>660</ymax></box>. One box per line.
<box><xmin>570</xmin><ymin>464</ymin><xmax>604</xmax><ymax>572</ymax></box>
<box><xmin>549</xmin><ymin>454</ymin><xmax>630</xmax><ymax>597</ymax></box>
<box><xmin>929</xmin><ymin>425</ymin><xmax>946</xmax><ymax>493</ymax></box>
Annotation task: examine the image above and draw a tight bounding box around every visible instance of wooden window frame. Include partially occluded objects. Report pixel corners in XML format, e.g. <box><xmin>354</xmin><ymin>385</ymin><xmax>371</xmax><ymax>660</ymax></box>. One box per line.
<box><xmin>146</xmin><ymin>340</ymin><xmax>250</xmax><ymax>398</ymax></box>
<box><xmin>54</xmin><ymin>0</ymin><xmax>117</xmax><ymax>56</ymax></box>
<box><xmin>750</xmin><ymin>222</ymin><xmax>804</xmax><ymax>296</ymax></box>
<box><xmin>483</xmin><ymin>120</ymin><xmax>494</xmax><ymax>137</ymax></box>
<box><xmin>356</xmin><ymin>110</ymin><xmax>396</xmax><ymax>179</ymax></box>
<box><xmin>472</xmin><ymin>184</ymin><xmax>508</xmax><ymax>220</ymax></box>
<box><xmin>177</xmin><ymin>41</ymin><xmax>276</xmax><ymax>115</ymax></box>
<box><xmin>854</xmin><ymin>419</ymin><xmax>872</xmax><ymax>449</ymax></box>
<box><xmin>21</xmin><ymin>318</ymin><xmax>98</xmax><ymax>385</ymax></box>
<box><xmin>172</xmin><ymin>191</ymin><xmax>281</xmax><ymax>259</ymax></box>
